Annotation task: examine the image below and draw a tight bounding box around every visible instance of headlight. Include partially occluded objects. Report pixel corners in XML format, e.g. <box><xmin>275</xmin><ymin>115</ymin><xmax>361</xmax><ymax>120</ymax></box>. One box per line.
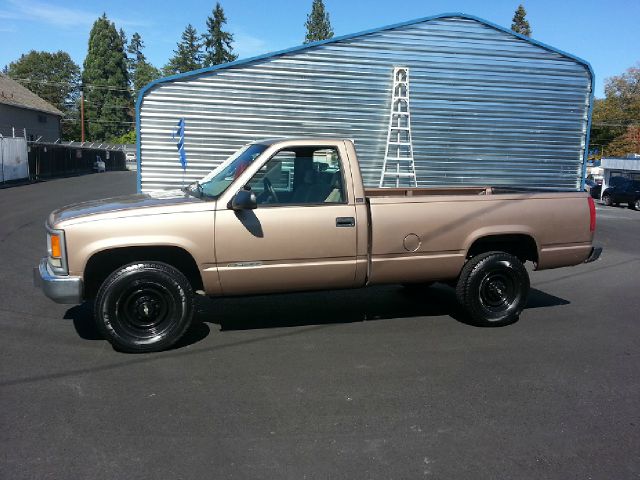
<box><xmin>46</xmin><ymin>225</ymin><xmax>68</xmax><ymax>274</ymax></box>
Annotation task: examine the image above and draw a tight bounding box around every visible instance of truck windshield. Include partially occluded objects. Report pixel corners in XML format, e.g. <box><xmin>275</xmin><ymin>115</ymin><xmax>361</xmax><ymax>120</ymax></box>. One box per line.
<box><xmin>190</xmin><ymin>144</ymin><xmax>269</xmax><ymax>199</ymax></box>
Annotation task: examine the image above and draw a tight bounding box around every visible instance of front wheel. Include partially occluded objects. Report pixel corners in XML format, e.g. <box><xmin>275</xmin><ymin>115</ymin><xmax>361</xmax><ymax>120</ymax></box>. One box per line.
<box><xmin>94</xmin><ymin>261</ymin><xmax>194</xmax><ymax>353</ymax></box>
<box><xmin>456</xmin><ymin>252</ymin><xmax>530</xmax><ymax>327</ymax></box>
<box><xmin>603</xmin><ymin>195</ymin><xmax>612</xmax><ymax>207</ymax></box>
<box><xmin>633</xmin><ymin>199</ymin><xmax>640</xmax><ymax>211</ymax></box>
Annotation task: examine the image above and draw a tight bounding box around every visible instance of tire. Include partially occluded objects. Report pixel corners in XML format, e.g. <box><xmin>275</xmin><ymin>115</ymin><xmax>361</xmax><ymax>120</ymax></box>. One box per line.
<box><xmin>94</xmin><ymin>261</ymin><xmax>194</xmax><ymax>353</ymax></box>
<box><xmin>633</xmin><ymin>199</ymin><xmax>640</xmax><ymax>211</ymax></box>
<box><xmin>455</xmin><ymin>252</ymin><xmax>530</xmax><ymax>327</ymax></box>
<box><xmin>603</xmin><ymin>195</ymin><xmax>612</xmax><ymax>207</ymax></box>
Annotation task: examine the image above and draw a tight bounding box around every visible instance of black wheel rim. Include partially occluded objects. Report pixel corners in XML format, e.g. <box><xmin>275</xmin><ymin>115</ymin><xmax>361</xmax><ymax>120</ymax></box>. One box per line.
<box><xmin>478</xmin><ymin>269</ymin><xmax>517</xmax><ymax>313</ymax></box>
<box><xmin>114</xmin><ymin>280</ymin><xmax>178</xmax><ymax>340</ymax></box>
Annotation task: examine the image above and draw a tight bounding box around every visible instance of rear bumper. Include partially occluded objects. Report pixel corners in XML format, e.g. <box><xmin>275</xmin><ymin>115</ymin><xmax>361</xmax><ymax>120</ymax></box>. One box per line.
<box><xmin>33</xmin><ymin>258</ymin><xmax>83</xmax><ymax>304</ymax></box>
<box><xmin>584</xmin><ymin>246</ymin><xmax>602</xmax><ymax>264</ymax></box>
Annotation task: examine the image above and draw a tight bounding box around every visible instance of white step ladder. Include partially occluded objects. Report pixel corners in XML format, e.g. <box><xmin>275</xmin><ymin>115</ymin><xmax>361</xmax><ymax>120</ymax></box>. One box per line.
<box><xmin>379</xmin><ymin>67</ymin><xmax>418</xmax><ymax>188</ymax></box>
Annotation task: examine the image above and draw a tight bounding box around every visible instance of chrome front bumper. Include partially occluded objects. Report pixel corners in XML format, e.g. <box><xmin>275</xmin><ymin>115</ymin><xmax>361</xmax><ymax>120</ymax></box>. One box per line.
<box><xmin>33</xmin><ymin>258</ymin><xmax>83</xmax><ymax>304</ymax></box>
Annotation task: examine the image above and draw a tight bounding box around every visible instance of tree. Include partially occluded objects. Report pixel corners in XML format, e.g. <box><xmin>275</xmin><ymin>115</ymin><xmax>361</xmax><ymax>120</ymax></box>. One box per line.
<box><xmin>7</xmin><ymin>50</ymin><xmax>81</xmax><ymax>140</ymax></box>
<box><xmin>128</xmin><ymin>32</ymin><xmax>145</xmax><ymax>64</ymax></box>
<box><xmin>7</xmin><ymin>50</ymin><xmax>80</xmax><ymax>113</ymax></box>
<box><xmin>132</xmin><ymin>61</ymin><xmax>161</xmax><ymax>100</ymax></box>
<box><xmin>304</xmin><ymin>0</ymin><xmax>333</xmax><ymax>44</ymax></box>
<box><xmin>126</xmin><ymin>32</ymin><xmax>161</xmax><ymax>100</ymax></box>
<box><xmin>511</xmin><ymin>4</ymin><xmax>532</xmax><ymax>37</ymax></box>
<box><xmin>202</xmin><ymin>2</ymin><xmax>238</xmax><ymax>67</ymax></box>
<box><xmin>111</xmin><ymin>129</ymin><xmax>136</xmax><ymax>145</ymax></box>
<box><xmin>82</xmin><ymin>14</ymin><xmax>132</xmax><ymax>141</ymax></box>
<box><xmin>119</xmin><ymin>28</ymin><xmax>128</xmax><ymax>52</ymax></box>
<box><xmin>164</xmin><ymin>24</ymin><xmax>203</xmax><ymax>75</ymax></box>
<box><xmin>591</xmin><ymin>64</ymin><xmax>640</xmax><ymax>157</ymax></box>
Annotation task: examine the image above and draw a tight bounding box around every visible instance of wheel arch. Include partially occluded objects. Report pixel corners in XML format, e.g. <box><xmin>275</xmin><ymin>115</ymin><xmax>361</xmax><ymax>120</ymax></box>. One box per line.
<box><xmin>83</xmin><ymin>245</ymin><xmax>203</xmax><ymax>299</ymax></box>
<box><xmin>465</xmin><ymin>232</ymin><xmax>539</xmax><ymax>264</ymax></box>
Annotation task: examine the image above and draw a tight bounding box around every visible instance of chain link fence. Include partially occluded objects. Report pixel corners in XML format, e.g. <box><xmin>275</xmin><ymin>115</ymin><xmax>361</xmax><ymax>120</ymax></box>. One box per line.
<box><xmin>27</xmin><ymin>143</ymin><xmax>125</xmax><ymax>181</ymax></box>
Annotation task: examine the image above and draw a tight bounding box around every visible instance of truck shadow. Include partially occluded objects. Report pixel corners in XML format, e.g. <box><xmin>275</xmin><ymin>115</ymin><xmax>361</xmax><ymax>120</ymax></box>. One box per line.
<box><xmin>195</xmin><ymin>284</ymin><xmax>569</xmax><ymax>331</ymax></box>
<box><xmin>64</xmin><ymin>285</ymin><xmax>569</xmax><ymax>349</ymax></box>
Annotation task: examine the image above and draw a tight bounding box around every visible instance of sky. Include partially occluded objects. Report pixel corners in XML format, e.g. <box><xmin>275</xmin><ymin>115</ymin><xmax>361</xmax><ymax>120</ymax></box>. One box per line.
<box><xmin>0</xmin><ymin>0</ymin><xmax>638</xmax><ymax>98</ymax></box>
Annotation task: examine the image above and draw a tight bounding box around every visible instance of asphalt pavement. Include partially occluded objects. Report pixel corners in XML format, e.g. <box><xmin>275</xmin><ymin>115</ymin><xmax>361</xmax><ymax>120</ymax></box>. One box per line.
<box><xmin>1</xmin><ymin>172</ymin><xmax>638</xmax><ymax>479</ymax></box>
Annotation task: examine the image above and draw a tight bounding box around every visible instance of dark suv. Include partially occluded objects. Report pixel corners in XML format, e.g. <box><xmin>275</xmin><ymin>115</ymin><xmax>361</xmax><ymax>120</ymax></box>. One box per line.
<box><xmin>601</xmin><ymin>178</ymin><xmax>640</xmax><ymax>210</ymax></box>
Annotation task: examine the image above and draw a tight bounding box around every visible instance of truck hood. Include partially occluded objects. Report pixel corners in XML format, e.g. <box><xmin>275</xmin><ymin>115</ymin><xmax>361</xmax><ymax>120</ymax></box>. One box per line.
<box><xmin>50</xmin><ymin>190</ymin><xmax>204</xmax><ymax>226</ymax></box>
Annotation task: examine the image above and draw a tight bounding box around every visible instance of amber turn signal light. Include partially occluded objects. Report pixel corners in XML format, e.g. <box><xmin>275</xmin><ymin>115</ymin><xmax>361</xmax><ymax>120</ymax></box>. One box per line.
<box><xmin>50</xmin><ymin>234</ymin><xmax>62</xmax><ymax>258</ymax></box>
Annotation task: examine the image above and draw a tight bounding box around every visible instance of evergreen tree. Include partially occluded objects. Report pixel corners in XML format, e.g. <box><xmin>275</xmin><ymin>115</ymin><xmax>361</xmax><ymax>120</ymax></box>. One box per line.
<box><xmin>164</xmin><ymin>24</ymin><xmax>203</xmax><ymax>75</ymax></box>
<box><xmin>511</xmin><ymin>4</ymin><xmax>532</xmax><ymax>37</ymax></box>
<box><xmin>126</xmin><ymin>32</ymin><xmax>161</xmax><ymax>99</ymax></box>
<box><xmin>119</xmin><ymin>28</ymin><xmax>128</xmax><ymax>51</ymax></box>
<box><xmin>82</xmin><ymin>14</ymin><xmax>132</xmax><ymax>141</ymax></box>
<box><xmin>202</xmin><ymin>2</ymin><xmax>238</xmax><ymax>66</ymax></box>
<box><xmin>132</xmin><ymin>61</ymin><xmax>161</xmax><ymax>99</ymax></box>
<box><xmin>128</xmin><ymin>32</ymin><xmax>145</xmax><ymax>64</ymax></box>
<box><xmin>304</xmin><ymin>0</ymin><xmax>333</xmax><ymax>44</ymax></box>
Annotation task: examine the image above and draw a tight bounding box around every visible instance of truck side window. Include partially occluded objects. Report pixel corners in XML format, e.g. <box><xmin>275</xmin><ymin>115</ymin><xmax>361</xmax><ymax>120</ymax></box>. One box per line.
<box><xmin>246</xmin><ymin>146</ymin><xmax>346</xmax><ymax>205</ymax></box>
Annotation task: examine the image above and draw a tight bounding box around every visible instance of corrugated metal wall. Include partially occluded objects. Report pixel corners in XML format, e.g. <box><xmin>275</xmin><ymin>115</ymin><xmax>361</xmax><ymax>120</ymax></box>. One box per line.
<box><xmin>139</xmin><ymin>15</ymin><xmax>592</xmax><ymax>192</ymax></box>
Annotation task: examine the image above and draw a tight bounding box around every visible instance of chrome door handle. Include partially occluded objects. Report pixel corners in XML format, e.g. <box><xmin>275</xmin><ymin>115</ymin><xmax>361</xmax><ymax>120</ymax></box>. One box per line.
<box><xmin>336</xmin><ymin>217</ymin><xmax>355</xmax><ymax>227</ymax></box>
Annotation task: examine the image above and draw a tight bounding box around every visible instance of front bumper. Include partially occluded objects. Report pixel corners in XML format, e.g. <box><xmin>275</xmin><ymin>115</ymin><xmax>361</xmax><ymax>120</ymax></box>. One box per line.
<box><xmin>33</xmin><ymin>258</ymin><xmax>83</xmax><ymax>304</ymax></box>
<box><xmin>584</xmin><ymin>246</ymin><xmax>603</xmax><ymax>264</ymax></box>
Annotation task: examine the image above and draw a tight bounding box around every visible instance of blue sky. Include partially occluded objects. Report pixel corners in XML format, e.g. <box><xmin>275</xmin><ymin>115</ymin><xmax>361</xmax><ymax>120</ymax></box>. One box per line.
<box><xmin>0</xmin><ymin>0</ymin><xmax>638</xmax><ymax>98</ymax></box>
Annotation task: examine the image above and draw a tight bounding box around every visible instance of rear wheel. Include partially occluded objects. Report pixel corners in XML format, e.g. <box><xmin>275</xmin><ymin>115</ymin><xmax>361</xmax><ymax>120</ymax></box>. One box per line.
<box><xmin>456</xmin><ymin>252</ymin><xmax>529</xmax><ymax>327</ymax></box>
<box><xmin>94</xmin><ymin>261</ymin><xmax>194</xmax><ymax>353</ymax></box>
<box><xmin>633</xmin><ymin>199</ymin><xmax>640</xmax><ymax>210</ymax></box>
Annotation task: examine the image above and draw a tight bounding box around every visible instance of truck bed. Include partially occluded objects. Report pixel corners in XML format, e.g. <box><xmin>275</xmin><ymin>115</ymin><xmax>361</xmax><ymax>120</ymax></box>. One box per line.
<box><xmin>364</xmin><ymin>186</ymin><xmax>577</xmax><ymax>198</ymax></box>
<box><xmin>365</xmin><ymin>186</ymin><xmax>492</xmax><ymax>197</ymax></box>
<box><xmin>363</xmin><ymin>187</ymin><xmax>594</xmax><ymax>286</ymax></box>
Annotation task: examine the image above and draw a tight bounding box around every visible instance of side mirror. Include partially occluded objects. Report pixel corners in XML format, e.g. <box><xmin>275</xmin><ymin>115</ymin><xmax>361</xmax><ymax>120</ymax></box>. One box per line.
<box><xmin>230</xmin><ymin>189</ymin><xmax>257</xmax><ymax>210</ymax></box>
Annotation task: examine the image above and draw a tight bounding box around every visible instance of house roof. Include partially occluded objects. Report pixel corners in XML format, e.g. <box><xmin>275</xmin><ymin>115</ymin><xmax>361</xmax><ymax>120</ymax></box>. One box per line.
<box><xmin>0</xmin><ymin>74</ymin><xmax>64</xmax><ymax>116</ymax></box>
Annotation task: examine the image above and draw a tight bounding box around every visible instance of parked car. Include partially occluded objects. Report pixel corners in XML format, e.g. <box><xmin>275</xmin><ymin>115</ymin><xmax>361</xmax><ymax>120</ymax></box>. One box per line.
<box><xmin>93</xmin><ymin>158</ymin><xmax>106</xmax><ymax>173</ymax></box>
<box><xmin>34</xmin><ymin>137</ymin><xmax>601</xmax><ymax>352</ymax></box>
<box><xmin>585</xmin><ymin>178</ymin><xmax>602</xmax><ymax>199</ymax></box>
<box><xmin>601</xmin><ymin>179</ymin><xmax>640</xmax><ymax>209</ymax></box>
<box><xmin>124</xmin><ymin>151</ymin><xmax>137</xmax><ymax>171</ymax></box>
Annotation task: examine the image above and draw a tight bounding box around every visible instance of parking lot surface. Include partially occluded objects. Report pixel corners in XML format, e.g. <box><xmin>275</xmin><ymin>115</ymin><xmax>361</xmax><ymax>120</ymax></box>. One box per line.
<box><xmin>1</xmin><ymin>172</ymin><xmax>638</xmax><ymax>479</ymax></box>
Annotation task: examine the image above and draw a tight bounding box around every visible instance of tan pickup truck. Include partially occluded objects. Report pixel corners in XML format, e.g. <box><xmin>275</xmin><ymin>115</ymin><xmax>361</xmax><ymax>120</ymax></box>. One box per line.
<box><xmin>35</xmin><ymin>138</ymin><xmax>601</xmax><ymax>352</ymax></box>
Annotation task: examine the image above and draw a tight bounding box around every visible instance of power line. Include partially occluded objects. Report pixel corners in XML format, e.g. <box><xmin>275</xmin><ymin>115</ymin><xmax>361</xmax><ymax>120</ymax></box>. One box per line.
<box><xmin>61</xmin><ymin>119</ymin><xmax>135</xmax><ymax>125</ymax></box>
<box><xmin>8</xmin><ymin>76</ymin><xmax>132</xmax><ymax>92</ymax></box>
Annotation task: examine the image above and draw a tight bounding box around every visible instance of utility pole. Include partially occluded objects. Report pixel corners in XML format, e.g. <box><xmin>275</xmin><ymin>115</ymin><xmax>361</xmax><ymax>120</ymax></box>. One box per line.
<box><xmin>80</xmin><ymin>85</ymin><xmax>85</xmax><ymax>142</ymax></box>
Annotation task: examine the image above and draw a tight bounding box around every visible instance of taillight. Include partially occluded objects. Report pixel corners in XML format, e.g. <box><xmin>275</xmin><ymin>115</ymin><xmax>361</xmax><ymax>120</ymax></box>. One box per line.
<box><xmin>588</xmin><ymin>196</ymin><xmax>596</xmax><ymax>232</ymax></box>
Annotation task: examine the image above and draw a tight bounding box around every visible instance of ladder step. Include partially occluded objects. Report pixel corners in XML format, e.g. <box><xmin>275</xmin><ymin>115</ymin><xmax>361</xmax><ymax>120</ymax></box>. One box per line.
<box><xmin>388</xmin><ymin>141</ymin><xmax>412</xmax><ymax>145</ymax></box>
<box><xmin>391</xmin><ymin>127</ymin><xmax>410</xmax><ymax>131</ymax></box>
<box><xmin>384</xmin><ymin>157</ymin><xmax>414</xmax><ymax>161</ymax></box>
<box><xmin>383</xmin><ymin>172</ymin><xmax>416</xmax><ymax>178</ymax></box>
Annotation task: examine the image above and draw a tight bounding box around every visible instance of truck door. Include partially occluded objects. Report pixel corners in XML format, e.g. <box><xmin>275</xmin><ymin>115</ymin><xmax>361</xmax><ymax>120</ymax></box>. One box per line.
<box><xmin>214</xmin><ymin>144</ymin><xmax>358</xmax><ymax>295</ymax></box>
